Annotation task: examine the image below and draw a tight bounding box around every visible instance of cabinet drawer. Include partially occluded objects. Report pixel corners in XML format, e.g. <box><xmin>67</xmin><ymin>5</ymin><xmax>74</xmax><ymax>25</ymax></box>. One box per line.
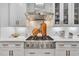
<box><xmin>0</xmin><ymin>42</ymin><xmax>24</xmax><ymax>48</ymax></box>
<box><xmin>13</xmin><ymin>43</ymin><xmax>23</xmax><ymax>48</ymax></box>
<box><xmin>0</xmin><ymin>43</ymin><xmax>10</xmax><ymax>48</ymax></box>
<box><xmin>25</xmin><ymin>49</ymin><xmax>55</xmax><ymax>56</ymax></box>
<box><xmin>56</xmin><ymin>43</ymin><xmax>70</xmax><ymax>48</ymax></box>
<box><xmin>25</xmin><ymin>49</ymin><xmax>39</xmax><ymax>56</ymax></box>
<box><xmin>40</xmin><ymin>49</ymin><xmax>55</xmax><ymax>56</ymax></box>
<box><xmin>56</xmin><ymin>42</ymin><xmax>79</xmax><ymax>48</ymax></box>
<box><xmin>71</xmin><ymin>44</ymin><xmax>79</xmax><ymax>48</ymax></box>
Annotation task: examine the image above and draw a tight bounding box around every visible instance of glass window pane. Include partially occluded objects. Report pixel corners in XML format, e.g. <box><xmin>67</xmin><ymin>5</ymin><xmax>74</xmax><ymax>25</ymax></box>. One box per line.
<box><xmin>55</xmin><ymin>3</ymin><xmax>60</xmax><ymax>24</ymax></box>
<box><xmin>63</xmin><ymin>3</ymin><xmax>68</xmax><ymax>24</ymax></box>
<box><xmin>74</xmin><ymin>3</ymin><xmax>79</xmax><ymax>24</ymax></box>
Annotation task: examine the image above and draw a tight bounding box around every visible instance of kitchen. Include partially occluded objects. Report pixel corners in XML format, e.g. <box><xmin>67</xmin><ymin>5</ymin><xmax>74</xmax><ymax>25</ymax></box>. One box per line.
<box><xmin>0</xmin><ymin>3</ymin><xmax>79</xmax><ymax>56</ymax></box>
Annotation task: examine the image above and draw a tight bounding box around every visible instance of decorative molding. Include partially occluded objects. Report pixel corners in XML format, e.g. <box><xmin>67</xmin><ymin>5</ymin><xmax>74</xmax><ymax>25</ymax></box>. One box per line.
<box><xmin>8</xmin><ymin>3</ymin><xmax>10</xmax><ymax>27</ymax></box>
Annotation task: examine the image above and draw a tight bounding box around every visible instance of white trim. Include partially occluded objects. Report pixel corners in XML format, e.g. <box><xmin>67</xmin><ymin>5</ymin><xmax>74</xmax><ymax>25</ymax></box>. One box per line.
<box><xmin>71</xmin><ymin>3</ymin><xmax>74</xmax><ymax>25</ymax></box>
<box><xmin>60</xmin><ymin>3</ymin><xmax>64</xmax><ymax>25</ymax></box>
<box><xmin>68</xmin><ymin>3</ymin><xmax>72</xmax><ymax>25</ymax></box>
<box><xmin>52</xmin><ymin>3</ymin><xmax>55</xmax><ymax>25</ymax></box>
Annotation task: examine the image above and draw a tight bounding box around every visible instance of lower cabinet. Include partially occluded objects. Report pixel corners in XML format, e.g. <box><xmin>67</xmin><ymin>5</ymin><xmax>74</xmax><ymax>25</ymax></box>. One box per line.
<box><xmin>0</xmin><ymin>41</ymin><xmax>79</xmax><ymax>56</ymax></box>
<box><xmin>40</xmin><ymin>49</ymin><xmax>55</xmax><ymax>56</ymax></box>
<box><xmin>24</xmin><ymin>49</ymin><xmax>55</xmax><ymax>56</ymax></box>
<box><xmin>70</xmin><ymin>49</ymin><xmax>79</xmax><ymax>56</ymax></box>
<box><xmin>0</xmin><ymin>42</ymin><xmax>24</xmax><ymax>56</ymax></box>
<box><xmin>0</xmin><ymin>48</ymin><xmax>9</xmax><ymax>56</ymax></box>
<box><xmin>55</xmin><ymin>48</ymin><xmax>79</xmax><ymax>56</ymax></box>
<box><xmin>11</xmin><ymin>48</ymin><xmax>24</xmax><ymax>56</ymax></box>
<box><xmin>55</xmin><ymin>49</ymin><xmax>68</xmax><ymax>56</ymax></box>
<box><xmin>0</xmin><ymin>48</ymin><xmax>24</xmax><ymax>56</ymax></box>
<box><xmin>55</xmin><ymin>42</ymin><xmax>79</xmax><ymax>56</ymax></box>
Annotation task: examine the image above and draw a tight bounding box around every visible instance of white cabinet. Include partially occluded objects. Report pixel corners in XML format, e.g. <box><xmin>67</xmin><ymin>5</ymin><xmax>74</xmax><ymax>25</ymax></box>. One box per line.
<box><xmin>0</xmin><ymin>3</ymin><xmax>9</xmax><ymax>27</ymax></box>
<box><xmin>40</xmin><ymin>49</ymin><xmax>55</xmax><ymax>56</ymax></box>
<box><xmin>55</xmin><ymin>49</ymin><xmax>67</xmax><ymax>56</ymax></box>
<box><xmin>11</xmin><ymin>48</ymin><xmax>24</xmax><ymax>56</ymax></box>
<box><xmin>25</xmin><ymin>49</ymin><xmax>55</xmax><ymax>56</ymax></box>
<box><xmin>70</xmin><ymin>43</ymin><xmax>79</xmax><ymax>56</ymax></box>
<box><xmin>55</xmin><ymin>42</ymin><xmax>70</xmax><ymax>56</ymax></box>
<box><xmin>0</xmin><ymin>42</ymin><xmax>24</xmax><ymax>56</ymax></box>
<box><xmin>0</xmin><ymin>3</ymin><xmax>26</xmax><ymax>27</ymax></box>
<box><xmin>0</xmin><ymin>3</ymin><xmax>79</xmax><ymax>27</ymax></box>
<box><xmin>9</xmin><ymin>3</ymin><xmax>26</xmax><ymax>27</ymax></box>
<box><xmin>70</xmin><ymin>49</ymin><xmax>79</xmax><ymax>56</ymax></box>
<box><xmin>0</xmin><ymin>48</ymin><xmax>24</xmax><ymax>56</ymax></box>
<box><xmin>0</xmin><ymin>48</ymin><xmax>9</xmax><ymax>56</ymax></box>
<box><xmin>25</xmin><ymin>49</ymin><xmax>40</xmax><ymax>56</ymax></box>
<box><xmin>55</xmin><ymin>41</ymin><xmax>79</xmax><ymax>56</ymax></box>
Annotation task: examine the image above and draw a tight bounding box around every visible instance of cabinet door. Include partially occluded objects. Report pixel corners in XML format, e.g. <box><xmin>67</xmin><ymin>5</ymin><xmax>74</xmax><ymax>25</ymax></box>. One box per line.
<box><xmin>74</xmin><ymin>3</ymin><xmax>79</xmax><ymax>24</ymax></box>
<box><xmin>10</xmin><ymin>3</ymin><xmax>26</xmax><ymax>27</ymax></box>
<box><xmin>70</xmin><ymin>49</ymin><xmax>79</xmax><ymax>56</ymax></box>
<box><xmin>55</xmin><ymin>49</ymin><xmax>66</xmax><ymax>56</ymax></box>
<box><xmin>0</xmin><ymin>48</ymin><xmax>9</xmax><ymax>56</ymax></box>
<box><xmin>13</xmin><ymin>48</ymin><xmax>24</xmax><ymax>56</ymax></box>
<box><xmin>55</xmin><ymin>48</ymin><xmax>71</xmax><ymax>56</ymax></box>
<box><xmin>0</xmin><ymin>3</ymin><xmax>9</xmax><ymax>27</ymax></box>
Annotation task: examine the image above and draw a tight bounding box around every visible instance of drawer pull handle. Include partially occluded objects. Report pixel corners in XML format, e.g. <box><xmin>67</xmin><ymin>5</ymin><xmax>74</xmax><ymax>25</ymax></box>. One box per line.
<box><xmin>71</xmin><ymin>44</ymin><xmax>77</xmax><ymax>46</ymax></box>
<box><xmin>2</xmin><ymin>44</ymin><xmax>8</xmax><ymax>46</ymax></box>
<box><xmin>59</xmin><ymin>44</ymin><xmax>64</xmax><ymax>46</ymax></box>
<box><xmin>15</xmin><ymin>44</ymin><xmax>21</xmax><ymax>46</ymax></box>
<box><xmin>44</xmin><ymin>52</ymin><xmax>50</xmax><ymax>54</ymax></box>
<box><xmin>29</xmin><ymin>52</ymin><xmax>35</xmax><ymax>54</ymax></box>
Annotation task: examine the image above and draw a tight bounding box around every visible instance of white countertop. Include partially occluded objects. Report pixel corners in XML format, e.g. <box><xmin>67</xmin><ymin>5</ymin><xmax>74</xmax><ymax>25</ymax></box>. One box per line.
<box><xmin>0</xmin><ymin>36</ymin><xmax>26</xmax><ymax>42</ymax></box>
<box><xmin>53</xmin><ymin>36</ymin><xmax>79</xmax><ymax>42</ymax></box>
<box><xmin>0</xmin><ymin>36</ymin><xmax>79</xmax><ymax>42</ymax></box>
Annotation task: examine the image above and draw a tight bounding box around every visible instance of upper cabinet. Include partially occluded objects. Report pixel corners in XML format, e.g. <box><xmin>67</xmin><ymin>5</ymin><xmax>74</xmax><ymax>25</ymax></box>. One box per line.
<box><xmin>9</xmin><ymin>3</ymin><xmax>26</xmax><ymax>27</ymax></box>
<box><xmin>1</xmin><ymin>3</ymin><xmax>79</xmax><ymax>27</ymax></box>
<box><xmin>54</xmin><ymin>3</ymin><xmax>69</xmax><ymax>26</ymax></box>
<box><xmin>54</xmin><ymin>3</ymin><xmax>75</xmax><ymax>26</ymax></box>
<box><xmin>0</xmin><ymin>3</ymin><xmax>9</xmax><ymax>27</ymax></box>
<box><xmin>26</xmin><ymin>3</ymin><xmax>35</xmax><ymax>12</ymax></box>
<box><xmin>0</xmin><ymin>3</ymin><xmax>26</xmax><ymax>27</ymax></box>
<box><xmin>74</xmin><ymin>3</ymin><xmax>79</xmax><ymax>24</ymax></box>
<box><xmin>63</xmin><ymin>3</ymin><xmax>68</xmax><ymax>24</ymax></box>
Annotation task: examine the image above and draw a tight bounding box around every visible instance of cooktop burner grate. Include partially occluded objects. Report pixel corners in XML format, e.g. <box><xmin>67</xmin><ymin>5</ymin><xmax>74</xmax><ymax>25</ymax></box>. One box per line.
<box><xmin>26</xmin><ymin>36</ymin><xmax>54</xmax><ymax>40</ymax></box>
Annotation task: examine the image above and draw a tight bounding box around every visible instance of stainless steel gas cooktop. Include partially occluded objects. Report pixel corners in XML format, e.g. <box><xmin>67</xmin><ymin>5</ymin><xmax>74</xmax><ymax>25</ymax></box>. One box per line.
<box><xmin>24</xmin><ymin>36</ymin><xmax>55</xmax><ymax>49</ymax></box>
